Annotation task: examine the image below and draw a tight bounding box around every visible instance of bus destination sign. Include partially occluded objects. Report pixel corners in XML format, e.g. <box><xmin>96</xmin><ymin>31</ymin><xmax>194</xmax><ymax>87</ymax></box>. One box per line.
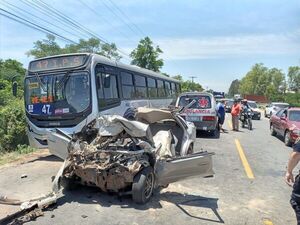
<box><xmin>29</xmin><ymin>55</ymin><xmax>87</xmax><ymax>72</ymax></box>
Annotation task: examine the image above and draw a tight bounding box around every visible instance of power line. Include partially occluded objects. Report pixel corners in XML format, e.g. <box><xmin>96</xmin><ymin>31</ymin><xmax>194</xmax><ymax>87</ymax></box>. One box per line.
<box><xmin>19</xmin><ymin>0</ymin><xmax>91</xmax><ymax>39</ymax></box>
<box><xmin>2</xmin><ymin>0</ymin><xmax>84</xmax><ymax>40</ymax></box>
<box><xmin>0</xmin><ymin>8</ymin><xmax>78</xmax><ymax>44</ymax></box>
<box><xmin>33</xmin><ymin>0</ymin><xmax>131</xmax><ymax>59</ymax></box>
<box><xmin>106</xmin><ymin>0</ymin><xmax>146</xmax><ymax>37</ymax></box>
<box><xmin>100</xmin><ymin>0</ymin><xmax>140</xmax><ymax>37</ymax></box>
<box><xmin>77</xmin><ymin>0</ymin><xmax>136</xmax><ymax>46</ymax></box>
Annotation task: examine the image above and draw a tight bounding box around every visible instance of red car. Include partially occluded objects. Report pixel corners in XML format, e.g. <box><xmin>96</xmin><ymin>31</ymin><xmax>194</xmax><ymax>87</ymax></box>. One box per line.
<box><xmin>270</xmin><ymin>107</ymin><xmax>300</xmax><ymax>146</ymax></box>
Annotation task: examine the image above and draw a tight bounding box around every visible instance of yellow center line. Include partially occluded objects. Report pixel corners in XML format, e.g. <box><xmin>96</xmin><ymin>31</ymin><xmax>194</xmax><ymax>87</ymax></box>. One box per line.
<box><xmin>234</xmin><ymin>139</ymin><xmax>255</xmax><ymax>179</ymax></box>
<box><xmin>227</xmin><ymin>121</ymin><xmax>233</xmax><ymax>130</ymax></box>
<box><xmin>263</xmin><ymin>219</ymin><xmax>274</xmax><ymax>225</ymax></box>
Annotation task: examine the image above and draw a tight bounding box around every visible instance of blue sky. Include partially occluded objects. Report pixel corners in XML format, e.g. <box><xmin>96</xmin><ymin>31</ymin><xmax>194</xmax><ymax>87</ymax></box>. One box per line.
<box><xmin>1</xmin><ymin>0</ymin><xmax>300</xmax><ymax>91</ymax></box>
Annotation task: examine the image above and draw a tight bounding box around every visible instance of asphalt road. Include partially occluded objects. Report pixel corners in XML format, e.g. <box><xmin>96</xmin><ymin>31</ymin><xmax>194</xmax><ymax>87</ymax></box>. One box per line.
<box><xmin>0</xmin><ymin>114</ymin><xmax>296</xmax><ymax>225</ymax></box>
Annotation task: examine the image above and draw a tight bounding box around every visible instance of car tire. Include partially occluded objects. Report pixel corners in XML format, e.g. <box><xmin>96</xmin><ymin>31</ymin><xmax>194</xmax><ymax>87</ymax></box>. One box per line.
<box><xmin>132</xmin><ymin>167</ymin><xmax>154</xmax><ymax>204</ymax></box>
<box><xmin>270</xmin><ymin>124</ymin><xmax>276</xmax><ymax>136</ymax></box>
<box><xmin>284</xmin><ymin>131</ymin><xmax>292</xmax><ymax>147</ymax></box>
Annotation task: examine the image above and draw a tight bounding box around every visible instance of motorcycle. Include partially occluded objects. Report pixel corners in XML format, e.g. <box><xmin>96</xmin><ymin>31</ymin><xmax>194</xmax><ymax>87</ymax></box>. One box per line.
<box><xmin>240</xmin><ymin>108</ymin><xmax>253</xmax><ymax>130</ymax></box>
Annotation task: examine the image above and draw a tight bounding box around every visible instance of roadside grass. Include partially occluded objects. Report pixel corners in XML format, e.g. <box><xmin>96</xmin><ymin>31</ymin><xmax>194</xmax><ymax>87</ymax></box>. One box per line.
<box><xmin>0</xmin><ymin>145</ymin><xmax>36</xmax><ymax>166</ymax></box>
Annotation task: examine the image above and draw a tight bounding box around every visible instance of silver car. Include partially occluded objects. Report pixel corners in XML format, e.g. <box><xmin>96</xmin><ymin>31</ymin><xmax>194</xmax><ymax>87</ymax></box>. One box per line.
<box><xmin>49</xmin><ymin>107</ymin><xmax>214</xmax><ymax>204</ymax></box>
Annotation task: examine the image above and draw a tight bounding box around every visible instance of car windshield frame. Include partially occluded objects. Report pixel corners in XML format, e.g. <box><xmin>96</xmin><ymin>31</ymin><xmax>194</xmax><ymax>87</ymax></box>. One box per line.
<box><xmin>24</xmin><ymin>71</ymin><xmax>91</xmax><ymax>116</ymax></box>
<box><xmin>289</xmin><ymin>110</ymin><xmax>300</xmax><ymax>122</ymax></box>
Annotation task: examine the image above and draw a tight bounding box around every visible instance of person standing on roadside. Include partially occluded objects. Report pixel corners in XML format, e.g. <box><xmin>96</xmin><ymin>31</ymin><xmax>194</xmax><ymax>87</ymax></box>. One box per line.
<box><xmin>216</xmin><ymin>100</ymin><xmax>226</xmax><ymax>132</ymax></box>
<box><xmin>231</xmin><ymin>100</ymin><xmax>241</xmax><ymax>131</ymax></box>
<box><xmin>285</xmin><ymin>138</ymin><xmax>300</xmax><ymax>225</ymax></box>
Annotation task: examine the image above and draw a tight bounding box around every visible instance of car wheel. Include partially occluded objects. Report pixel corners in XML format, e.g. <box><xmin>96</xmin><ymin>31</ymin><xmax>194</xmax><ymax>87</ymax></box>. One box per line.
<box><xmin>132</xmin><ymin>167</ymin><xmax>154</xmax><ymax>204</ymax></box>
<box><xmin>284</xmin><ymin>131</ymin><xmax>292</xmax><ymax>147</ymax></box>
<box><xmin>270</xmin><ymin>124</ymin><xmax>276</xmax><ymax>136</ymax></box>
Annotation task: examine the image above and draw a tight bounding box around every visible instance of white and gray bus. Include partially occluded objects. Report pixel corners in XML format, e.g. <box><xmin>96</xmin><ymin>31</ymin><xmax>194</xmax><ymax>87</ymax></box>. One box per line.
<box><xmin>24</xmin><ymin>53</ymin><xmax>180</xmax><ymax>158</ymax></box>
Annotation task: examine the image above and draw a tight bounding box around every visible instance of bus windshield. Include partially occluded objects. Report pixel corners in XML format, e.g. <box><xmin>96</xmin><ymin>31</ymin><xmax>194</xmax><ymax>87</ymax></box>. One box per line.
<box><xmin>24</xmin><ymin>72</ymin><xmax>90</xmax><ymax>116</ymax></box>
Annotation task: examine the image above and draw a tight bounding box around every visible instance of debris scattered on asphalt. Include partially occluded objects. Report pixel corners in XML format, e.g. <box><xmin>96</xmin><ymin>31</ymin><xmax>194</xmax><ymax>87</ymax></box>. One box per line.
<box><xmin>20</xmin><ymin>174</ymin><xmax>27</xmax><ymax>179</ymax></box>
<box><xmin>51</xmin><ymin>214</ymin><xmax>55</xmax><ymax>218</ymax></box>
<box><xmin>81</xmin><ymin>215</ymin><xmax>88</xmax><ymax>218</ymax></box>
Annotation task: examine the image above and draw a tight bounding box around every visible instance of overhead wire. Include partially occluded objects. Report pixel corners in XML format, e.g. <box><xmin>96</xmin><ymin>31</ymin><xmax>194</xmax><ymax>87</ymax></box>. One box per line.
<box><xmin>100</xmin><ymin>0</ymin><xmax>140</xmax><ymax>37</ymax></box>
<box><xmin>2</xmin><ymin>0</ymin><xmax>84</xmax><ymax>41</ymax></box>
<box><xmin>33</xmin><ymin>0</ymin><xmax>131</xmax><ymax>59</ymax></box>
<box><xmin>19</xmin><ymin>0</ymin><xmax>92</xmax><ymax>39</ymax></box>
<box><xmin>0</xmin><ymin>8</ymin><xmax>78</xmax><ymax>44</ymax></box>
<box><xmin>77</xmin><ymin>0</ymin><xmax>137</xmax><ymax>46</ymax></box>
<box><xmin>106</xmin><ymin>0</ymin><xmax>147</xmax><ymax>37</ymax></box>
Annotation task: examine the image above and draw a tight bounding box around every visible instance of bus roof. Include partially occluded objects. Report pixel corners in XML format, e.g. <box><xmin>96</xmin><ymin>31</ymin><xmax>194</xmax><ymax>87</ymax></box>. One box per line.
<box><xmin>29</xmin><ymin>53</ymin><xmax>180</xmax><ymax>84</ymax></box>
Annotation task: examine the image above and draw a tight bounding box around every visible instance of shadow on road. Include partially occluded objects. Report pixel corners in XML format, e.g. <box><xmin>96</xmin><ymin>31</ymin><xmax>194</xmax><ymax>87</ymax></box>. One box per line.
<box><xmin>196</xmin><ymin>130</ymin><xmax>220</xmax><ymax>139</ymax></box>
<box><xmin>52</xmin><ymin>186</ymin><xmax>224</xmax><ymax>223</ymax></box>
<box><xmin>161</xmin><ymin>191</ymin><xmax>224</xmax><ymax>223</ymax></box>
<box><xmin>26</xmin><ymin>155</ymin><xmax>63</xmax><ymax>164</ymax></box>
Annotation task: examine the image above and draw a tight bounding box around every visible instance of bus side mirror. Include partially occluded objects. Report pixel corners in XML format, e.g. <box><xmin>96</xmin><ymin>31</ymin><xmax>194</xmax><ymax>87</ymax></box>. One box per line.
<box><xmin>12</xmin><ymin>81</ymin><xmax>18</xmax><ymax>97</ymax></box>
<box><xmin>103</xmin><ymin>74</ymin><xmax>111</xmax><ymax>88</ymax></box>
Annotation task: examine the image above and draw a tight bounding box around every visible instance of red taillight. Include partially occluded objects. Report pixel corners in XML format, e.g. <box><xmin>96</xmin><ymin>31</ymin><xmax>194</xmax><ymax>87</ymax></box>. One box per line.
<box><xmin>203</xmin><ymin>116</ymin><xmax>215</xmax><ymax>121</ymax></box>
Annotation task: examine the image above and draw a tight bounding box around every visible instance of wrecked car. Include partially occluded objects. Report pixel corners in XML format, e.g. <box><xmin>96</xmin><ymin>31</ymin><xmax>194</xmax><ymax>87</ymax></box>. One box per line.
<box><xmin>51</xmin><ymin>107</ymin><xmax>214</xmax><ymax>204</ymax></box>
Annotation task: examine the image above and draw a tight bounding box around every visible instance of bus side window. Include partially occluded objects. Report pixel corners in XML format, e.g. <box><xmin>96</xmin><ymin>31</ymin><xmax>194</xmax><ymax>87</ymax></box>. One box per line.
<box><xmin>164</xmin><ymin>81</ymin><xmax>171</xmax><ymax>98</ymax></box>
<box><xmin>121</xmin><ymin>71</ymin><xmax>135</xmax><ymax>99</ymax></box>
<box><xmin>171</xmin><ymin>82</ymin><xmax>176</xmax><ymax>97</ymax></box>
<box><xmin>96</xmin><ymin>70</ymin><xmax>119</xmax><ymax>109</ymax></box>
<box><xmin>157</xmin><ymin>80</ymin><xmax>165</xmax><ymax>98</ymax></box>
<box><xmin>147</xmin><ymin>77</ymin><xmax>157</xmax><ymax>98</ymax></box>
<box><xmin>134</xmin><ymin>74</ymin><xmax>147</xmax><ymax>98</ymax></box>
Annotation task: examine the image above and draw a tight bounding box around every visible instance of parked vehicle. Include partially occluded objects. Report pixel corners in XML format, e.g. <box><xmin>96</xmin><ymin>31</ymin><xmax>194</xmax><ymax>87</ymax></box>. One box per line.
<box><xmin>50</xmin><ymin>107</ymin><xmax>214</xmax><ymax>204</ymax></box>
<box><xmin>175</xmin><ymin>92</ymin><xmax>218</xmax><ymax>135</ymax></box>
<box><xmin>265</xmin><ymin>102</ymin><xmax>289</xmax><ymax>118</ymax></box>
<box><xmin>225</xmin><ymin>99</ymin><xmax>234</xmax><ymax>113</ymax></box>
<box><xmin>269</xmin><ymin>107</ymin><xmax>300</xmax><ymax>146</ymax></box>
<box><xmin>240</xmin><ymin>108</ymin><xmax>253</xmax><ymax>130</ymax></box>
<box><xmin>248</xmin><ymin>101</ymin><xmax>261</xmax><ymax>120</ymax></box>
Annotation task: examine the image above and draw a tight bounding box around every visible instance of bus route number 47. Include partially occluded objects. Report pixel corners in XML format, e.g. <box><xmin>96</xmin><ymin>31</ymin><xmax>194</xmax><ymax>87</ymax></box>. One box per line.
<box><xmin>42</xmin><ymin>104</ymin><xmax>51</xmax><ymax>115</ymax></box>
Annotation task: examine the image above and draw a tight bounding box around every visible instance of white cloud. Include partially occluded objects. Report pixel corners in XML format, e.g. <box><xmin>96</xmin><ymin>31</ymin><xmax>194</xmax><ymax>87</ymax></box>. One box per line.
<box><xmin>148</xmin><ymin>31</ymin><xmax>300</xmax><ymax>60</ymax></box>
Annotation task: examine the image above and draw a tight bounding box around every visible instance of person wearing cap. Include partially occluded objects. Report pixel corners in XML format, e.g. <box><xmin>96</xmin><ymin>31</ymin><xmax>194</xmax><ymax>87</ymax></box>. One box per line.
<box><xmin>285</xmin><ymin>138</ymin><xmax>300</xmax><ymax>224</ymax></box>
<box><xmin>231</xmin><ymin>100</ymin><xmax>241</xmax><ymax>131</ymax></box>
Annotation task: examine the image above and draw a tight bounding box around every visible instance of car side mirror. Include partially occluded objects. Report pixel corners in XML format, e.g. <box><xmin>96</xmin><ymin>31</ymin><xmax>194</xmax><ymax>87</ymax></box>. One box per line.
<box><xmin>12</xmin><ymin>81</ymin><xmax>18</xmax><ymax>97</ymax></box>
<box><xmin>103</xmin><ymin>74</ymin><xmax>111</xmax><ymax>88</ymax></box>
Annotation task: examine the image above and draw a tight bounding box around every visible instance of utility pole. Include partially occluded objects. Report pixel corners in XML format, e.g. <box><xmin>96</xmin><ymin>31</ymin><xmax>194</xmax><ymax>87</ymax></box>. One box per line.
<box><xmin>189</xmin><ymin>76</ymin><xmax>197</xmax><ymax>83</ymax></box>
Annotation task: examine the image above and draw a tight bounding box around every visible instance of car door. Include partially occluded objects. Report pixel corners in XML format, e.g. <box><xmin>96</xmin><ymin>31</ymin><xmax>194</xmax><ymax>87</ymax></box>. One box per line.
<box><xmin>155</xmin><ymin>151</ymin><xmax>214</xmax><ymax>186</ymax></box>
<box><xmin>278</xmin><ymin>109</ymin><xmax>288</xmax><ymax>136</ymax></box>
<box><xmin>47</xmin><ymin>129</ymin><xmax>72</xmax><ymax>159</ymax></box>
<box><xmin>272</xmin><ymin>109</ymin><xmax>283</xmax><ymax>132</ymax></box>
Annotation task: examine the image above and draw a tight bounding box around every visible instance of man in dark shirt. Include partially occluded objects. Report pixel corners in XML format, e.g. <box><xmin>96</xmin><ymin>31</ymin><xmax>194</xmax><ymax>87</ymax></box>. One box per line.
<box><xmin>286</xmin><ymin>138</ymin><xmax>300</xmax><ymax>225</ymax></box>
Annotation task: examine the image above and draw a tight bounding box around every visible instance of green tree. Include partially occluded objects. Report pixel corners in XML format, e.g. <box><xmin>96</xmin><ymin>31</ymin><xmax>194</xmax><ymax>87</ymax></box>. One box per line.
<box><xmin>172</xmin><ymin>75</ymin><xmax>203</xmax><ymax>92</ymax></box>
<box><xmin>228</xmin><ymin>79</ymin><xmax>240</xmax><ymax>97</ymax></box>
<box><xmin>130</xmin><ymin>37</ymin><xmax>164</xmax><ymax>72</ymax></box>
<box><xmin>0</xmin><ymin>59</ymin><xmax>26</xmax><ymax>83</ymax></box>
<box><xmin>287</xmin><ymin>66</ymin><xmax>300</xmax><ymax>93</ymax></box>
<box><xmin>239</xmin><ymin>63</ymin><xmax>268</xmax><ymax>95</ymax></box>
<box><xmin>27</xmin><ymin>35</ymin><xmax>122</xmax><ymax>61</ymax></box>
<box><xmin>26</xmin><ymin>34</ymin><xmax>62</xmax><ymax>58</ymax></box>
